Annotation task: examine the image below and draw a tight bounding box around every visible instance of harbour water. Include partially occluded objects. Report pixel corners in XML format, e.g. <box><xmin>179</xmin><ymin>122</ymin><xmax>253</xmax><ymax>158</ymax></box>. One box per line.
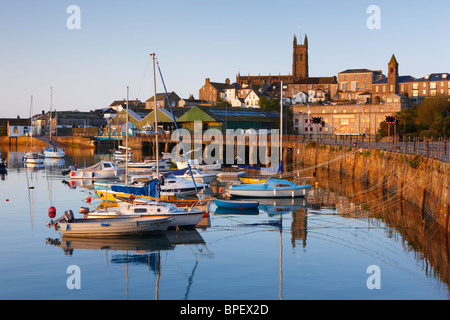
<box><xmin>0</xmin><ymin>145</ymin><xmax>449</xmax><ymax>300</ymax></box>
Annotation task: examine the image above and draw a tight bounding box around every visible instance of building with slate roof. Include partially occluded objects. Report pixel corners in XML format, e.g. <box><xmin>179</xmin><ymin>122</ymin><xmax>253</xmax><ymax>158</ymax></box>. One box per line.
<box><xmin>176</xmin><ymin>106</ymin><xmax>280</xmax><ymax>133</ymax></box>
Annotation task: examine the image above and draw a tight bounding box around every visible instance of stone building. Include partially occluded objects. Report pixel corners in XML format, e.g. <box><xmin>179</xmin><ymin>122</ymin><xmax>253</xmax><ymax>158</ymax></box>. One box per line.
<box><xmin>292</xmin><ymin>93</ymin><xmax>408</xmax><ymax>135</ymax></box>
<box><xmin>198</xmin><ymin>78</ymin><xmax>230</xmax><ymax>104</ymax></box>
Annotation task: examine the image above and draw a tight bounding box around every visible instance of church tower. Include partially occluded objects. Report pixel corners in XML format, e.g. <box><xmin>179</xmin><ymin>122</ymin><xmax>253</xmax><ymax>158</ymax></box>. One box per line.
<box><xmin>388</xmin><ymin>54</ymin><xmax>399</xmax><ymax>94</ymax></box>
<box><xmin>292</xmin><ymin>34</ymin><xmax>309</xmax><ymax>81</ymax></box>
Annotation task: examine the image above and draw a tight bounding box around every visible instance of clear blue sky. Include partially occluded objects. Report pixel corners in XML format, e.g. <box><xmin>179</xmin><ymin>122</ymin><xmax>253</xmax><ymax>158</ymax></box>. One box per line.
<box><xmin>1</xmin><ymin>0</ymin><xmax>449</xmax><ymax>118</ymax></box>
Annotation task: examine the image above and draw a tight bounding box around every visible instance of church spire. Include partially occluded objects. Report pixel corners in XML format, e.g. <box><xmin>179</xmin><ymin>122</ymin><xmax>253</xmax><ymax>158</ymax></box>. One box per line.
<box><xmin>304</xmin><ymin>34</ymin><xmax>308</xmax><ymax>47</ymax></box>
<box><xmin>293</xmin><ymin>34</ymin><xmax>297</xmax><ymax>46</ymax></box>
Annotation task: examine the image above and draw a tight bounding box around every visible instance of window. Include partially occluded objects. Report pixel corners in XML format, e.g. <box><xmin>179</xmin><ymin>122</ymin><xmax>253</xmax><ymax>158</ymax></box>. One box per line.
<box><xmin>13</xmin><ymin>126</ymin><xmax>18</xmax><ymax>134</ymax></box>
<box><xmin>343</xmin><ymin>109</ymin><xmax>347</xmax><ymax>113</ymax></box>
<box><xmin>134</xmin><ymin>208</ymin><xmax>148</xmax><ymax>213</ymax></box>
<box><xmin>413</xmin><ymin>83</ymin><xmax>418</xmax><ymax>89</ymax></box>
<box><xmin>322</xmin><ymin>109</ymin><xmax>326</xmax><ymax>114</ymax></box>
<box><xmin>340</xmin><ymin>119</ymin><xmax>349</xmax><ymax>125</ymax></box>
<box><xmin>413</xmin><ymin>90</ymin><xmax>419</xmax><ymax>97</ymax></box>
<box><xmin>295</xmin><ymin>119</ymin><xmax>299</xmax><ymax>125</ymax></box>
<box><xmin>430</xmin><ymin>82</ymin><xmax>436</xmax><ymax>89</ymax></box>
<box><xmin>351</xmin><ymin>118</ymin><xmax>355</xmax><ymax>123</ymax></box>
<box><xmin>376</xmin><ymin>86</ymin><xmax>379</xmax><ymax>92</ymax></box>
<box><xmin>380</xmin><ymin>108</ymin><xmax>384</xmax><ymax>113</ymax></box>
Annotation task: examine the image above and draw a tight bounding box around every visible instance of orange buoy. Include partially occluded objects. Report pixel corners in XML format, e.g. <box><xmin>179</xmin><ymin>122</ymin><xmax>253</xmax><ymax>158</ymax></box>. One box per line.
<box><xmin>86</xmin><ymin>196</ymin><xmax>91</xmax><ymax>203</ymax></box>
<box><xmin>219</xmin><ymin>187</ymin><xmax>223</xmax><ymax>193</ymax></box>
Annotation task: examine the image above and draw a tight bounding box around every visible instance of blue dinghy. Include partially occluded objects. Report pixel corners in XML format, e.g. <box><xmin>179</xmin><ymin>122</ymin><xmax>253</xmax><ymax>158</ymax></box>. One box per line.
<box><xmin>214</xmin><ymin>199</ymin><xmax>259</xmax><ymax>209</ymax></box>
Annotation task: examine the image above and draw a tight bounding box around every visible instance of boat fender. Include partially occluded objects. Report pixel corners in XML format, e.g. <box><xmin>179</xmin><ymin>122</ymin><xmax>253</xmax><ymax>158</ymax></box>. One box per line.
<box><xmin>64</xmin><ymin>210</ymin><xmax>74</xmax><ymax>222</ymax></box>
<box><xmin>48</xmin><ymin>206</ymin><xmax>56</xmax><ymax>219</ymax></box>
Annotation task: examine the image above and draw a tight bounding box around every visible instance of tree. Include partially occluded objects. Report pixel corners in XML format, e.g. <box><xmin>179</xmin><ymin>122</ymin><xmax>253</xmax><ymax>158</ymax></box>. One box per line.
<box><xmin>416</xmin><ymin>96</ymin><xmax>450</xmax><ymax>125</ymax></box>
<box><xmin>395</xmin><ymin>107</ymin><xmax>417</xmax><ymax>135</ymax></box>
<box><xmin>258</xmin><ymin>96</ymin><xmax>280</xmax><ymax>110</ymax></box>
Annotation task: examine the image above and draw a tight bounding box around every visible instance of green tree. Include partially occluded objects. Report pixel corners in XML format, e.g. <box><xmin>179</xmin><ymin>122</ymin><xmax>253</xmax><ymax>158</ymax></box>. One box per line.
<box><xmin>258</xmin><ymin>96</ymin><xmax>280</xmax><ymax>110</ymax></box>
<box><xmin>416</xmin><ymin>96</ymin><xmax>450</xmax><ymax>125</ymax></box>
<box><xmin>395</xmin><ymin>107</ymin><xmax>417</xmax><ymax>135</ymax></box>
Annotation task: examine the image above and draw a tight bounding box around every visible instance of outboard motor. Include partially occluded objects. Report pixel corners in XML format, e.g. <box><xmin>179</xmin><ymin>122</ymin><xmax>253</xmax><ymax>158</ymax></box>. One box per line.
<box><xmin>64</xmin><ymin>210</ymin><xmax>74</xmax><ymax>222</ymax></box>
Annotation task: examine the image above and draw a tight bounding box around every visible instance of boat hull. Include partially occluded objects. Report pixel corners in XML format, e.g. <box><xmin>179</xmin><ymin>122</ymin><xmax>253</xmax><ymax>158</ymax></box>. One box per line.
<box><xmin>85</xmin><ymin>211</ymin><xmax>204</xmax><ymax>228</ymax></box>
<box><xmin>214</xmin><ymin>199</ymin><xmax>259</xmax><ymax>209</ymax></box>
<box><xmin>23</xmin><ymin>152</ymin><xmax>45</xmax><ymax>164</ymax></box>
<box><xmin>58</xmin><ymin>216</ymin><xmax>172</xmax><ymax>237</ymax></box>
<box><xmin>70</xmin><ymin>169</ymin><xmax>125</xmax><ymax>179</ymax></box>
<box><xmin>44</xmin><ymin>148</ymin><xmax>65</xmax><ymax>158</ymax></box>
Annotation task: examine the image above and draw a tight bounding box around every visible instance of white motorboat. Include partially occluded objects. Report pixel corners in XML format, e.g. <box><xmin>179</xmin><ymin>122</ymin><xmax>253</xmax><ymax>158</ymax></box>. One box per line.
<box><xmin>44</xmin><ymin>146</ymin><xmax>65</xmax><ymax>158</ymax></box>
<box><xmin>175</xmin><ymin>158</ymin><xmax>221</xmax><ymax>171</ymax></box>
<box><xmin>69</xmin><ymin>161</ymin><xmax>125</xmax><ymax>179</ymax></box>
<box><xmin>81</xmin><ymin>198</ymin><xmax>204</xmax><ymax>228</ymax></box>
<box><xmin>178</xmin><ymin>169</ymin><xmax>217</xmax><ymax>184</ymax></box>
<box><xmin>47</xmin><ymin>210</ymin><xmax>172</xmax><ymax>237</ymax></box>
<box><xmin>126</xmin><ymin>159</ymin><xmax>171</xmax><ymax>171</ymax></box>
<box><xmin>113</xmin><ymin>145</ymin><xmax>132</xmax><ymax>160</ymax></box>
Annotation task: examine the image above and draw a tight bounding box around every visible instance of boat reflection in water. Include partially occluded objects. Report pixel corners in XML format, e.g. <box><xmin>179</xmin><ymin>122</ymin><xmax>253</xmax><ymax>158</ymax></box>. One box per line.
<box><xmin>46</xmin><ymin>228</ymin><xmax>207</xmax><ymax>299</ymax></box>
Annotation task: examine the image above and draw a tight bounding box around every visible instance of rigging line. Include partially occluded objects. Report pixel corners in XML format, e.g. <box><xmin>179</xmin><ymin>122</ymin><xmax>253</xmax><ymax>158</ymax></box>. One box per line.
<box><xmin>136</xmin><ymin>55</ymin><xmax>152</xmax><ymax>100</ymax></box>
<box><xmin>155</xmin><ymin>57</ymin><xmax>198</xmax><ymax>193</ymax></box>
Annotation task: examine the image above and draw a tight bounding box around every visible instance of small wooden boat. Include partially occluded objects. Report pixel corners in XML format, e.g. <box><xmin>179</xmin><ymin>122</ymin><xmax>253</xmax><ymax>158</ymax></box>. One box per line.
<box><xmin>47</xmin><ymin>210</ymin><xmax>172</xmax><ymax>237</ymax></box>
<box><xmin>214</xmin><ymin>199</ymin><xmax>259</xmax><ymax>209</ymax></box>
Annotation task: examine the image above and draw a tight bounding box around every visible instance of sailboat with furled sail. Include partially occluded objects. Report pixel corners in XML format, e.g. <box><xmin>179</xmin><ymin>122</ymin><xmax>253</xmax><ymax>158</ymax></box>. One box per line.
<box><xmin>44</xmin><ymin>87</ymin><xmax>66</xmax><ymax>159</ymax></box>
<box><xmin>23</xmin><ymin>95</ymin><xmax>45</xmax><ymax>164</ymax></box>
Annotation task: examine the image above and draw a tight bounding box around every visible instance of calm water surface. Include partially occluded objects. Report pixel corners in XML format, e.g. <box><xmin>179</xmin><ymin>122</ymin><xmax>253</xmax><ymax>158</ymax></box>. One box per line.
<box><xmin>0</xmin><ymin>147</ymin><xmax>449</xmax><ymax>300</ymax></box>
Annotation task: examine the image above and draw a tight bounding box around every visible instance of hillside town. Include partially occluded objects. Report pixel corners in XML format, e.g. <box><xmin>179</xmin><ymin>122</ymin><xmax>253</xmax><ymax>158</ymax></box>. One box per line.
<box><xmin>2</xmin><ymin>34</ymin><xmax>449</xmax><ymax>140</ymax></box>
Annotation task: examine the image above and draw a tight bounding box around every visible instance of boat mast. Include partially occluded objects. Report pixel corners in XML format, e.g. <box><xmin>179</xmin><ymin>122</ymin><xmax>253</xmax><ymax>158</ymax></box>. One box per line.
<box><xmin>151</xmin><ymin>53</ymin><xmax>159</xmax><ymax>178</ymax></box>
<box><xmin>49</xmin><ymin>86</ymin><xmax>52</xmax><ymax>140</ymax></box>
<box><xmin>280</xmin><ymin>81</ymin><xmax>283</xmax><ymax>173</ymax></box>
<box><xmin>126</xmin><ymin>86</ymin><xmax>129</xmax><ymax>183</ymax></box>
<box><xmin>30</xmin><ymin>95</ymin><xmax>33</xmax><ymax>152</ymax></box>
